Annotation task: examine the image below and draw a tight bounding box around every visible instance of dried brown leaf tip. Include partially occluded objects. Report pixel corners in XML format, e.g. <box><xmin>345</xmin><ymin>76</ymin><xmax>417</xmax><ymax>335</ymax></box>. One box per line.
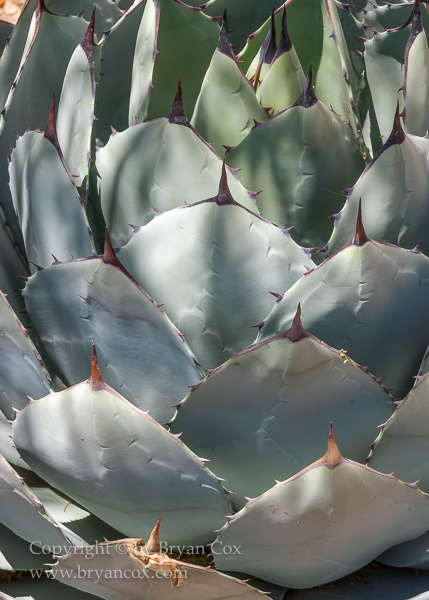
<box><xmin>88</xmin><ymin>343</ymin><xmax>105</xmax><ymax>391</ymax></box>
<box><xmin>285</xmin><ymin>304</ymin><xmax>309</xmax><ymax>342</ymax></box>
<box><xmin>352</xmin><ymin>199</ymin><xmax>368</xmax><ymax>247</ymax></box>
<box><xmin>325</xmin><ymin>423</ymin><xmax>342</xmax><ymax>467</ymax></box>
<box><xmin>216</xmin><ymin>159</ymin><xmax>235</xmax><ymax>206</ymax></box>
<box><xmin>144</xmin><ymin>516</ymin><xmax>162</xmax><ymax>553</ymax></box>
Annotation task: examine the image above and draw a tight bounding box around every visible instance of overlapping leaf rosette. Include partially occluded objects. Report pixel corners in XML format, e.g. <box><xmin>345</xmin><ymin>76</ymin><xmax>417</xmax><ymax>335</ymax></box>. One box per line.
<box><xmin>1</xmin><ymin>0</ymin><xmax>429</xmax><ymax>598</ymax></box>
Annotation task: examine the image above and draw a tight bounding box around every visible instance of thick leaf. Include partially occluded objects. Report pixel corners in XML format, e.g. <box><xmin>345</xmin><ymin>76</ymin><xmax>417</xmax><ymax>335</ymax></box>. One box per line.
<box><xmin>239</xmin><ymin>0</ymin><xmax>358</xmax><ymax>131</ymax></box>
<box><xmin>32</xmin><ymin>486</ymin><xmax>123</xmax><ymax>544</ymax></box>
<box><xmin>97</xmin><ymin>90</ymin><xmax>258</xmax><ymax>247</ymax></box>
<box><xmin>0</xmin><ymin>4</ymin><xmax>87</xmax><ymax>255</ymax></box>
<box><xmin>47</xmin><ymin>0</ymin><xmax>122</xmax><ymax>31</ymax></box>
<box><xmin>94</xmin><ymin>0</ymin><xmax>146</xmax><ymax>147</ymax></box>
<box><xmin>214</xmin><ymin>427</ymin><xmax>429</xmax><ymax>588</ymax></box>
<box><xmin>0</xmin><ymin>0</ymin><xmax>36</xmax><ymax>112</ymax></box>
<box><xmin>0</xmin><ymin>454</ymin><xmax>85</xmax><ymax>551</ymax></box>
<box><xmin>0</xmin><ymin>522</ymin><xmax>52</xmax><ymax>571</ymax></box>
<box><xmin>0</xmin><ymin>290</ymin><xmax>51</xmax><ymax>421</ymax></box>
<box><xmin>203</xmin><ymin>0</ymin><xmax>285</xmax><ymax>51</ymax></box>
<box><xmin>130</xmin><ymin>0</ymin><xmax>220</xmax><ymax>122</ymax></box>
<box><xmin>56</xmin><ymin>14</ymin><xmax>99</xmax><ymax>190</ymax></box>
<box><xmin>9</xmin><ymin>107</ymin><xmax>96</xmax><ymax>272</ymax></box>
<box><xmin>190</xmin><ymin>15</ymin><xmax>269</xmax><ymax>155</ymax></box>
<box><xmin>171</xmin><ymin>307</ymin><xmax>394</xmax><ymax>508</ymax></box>
<box><xmin>13</xmin><ymin>357</ymin><xmax>232</xmax><ymax>546</ymax></box>
<box><xmin>226</xmin><ymin>69</ymin><xmax>364</xmax><ymax>249</ymax></box>
<box><xmin>255</xmin><ymin>10</ymin><xmax>306</xmax><ymax>113</ymax></box>
<box><xmin>53</xmin><ymin>534</ymin><xmax>270</xmax><ymax>599</ymax></box>
<box><xmin>402</xmin><ymin>1</ymin><xmax>429</xmax><ymax>136</ymax></box>
<box><xmin>364</xmin><ymin>22</ymin><xmax>409</xmax><ymax>139</ymax></box>
<box><xmin>0</xmin><ymin>411</ymin><xmax>27</xmax><ymax>468</ymax></box>
<box><xmin>118</xmin><ymin>172</ymin><xmax>313</xmax><ymax>369</ymax></box>
<box><xmin>258</xmin><ymin>218</ymin><xmax>429</xmax><ymax>398</ymax></box>
<box><xmin>368</xmin><ymin>372</ymin><xmax>429</xmax><ymax>495</ymax></box>
<box><xmin>22</xmin><ymin>239</ymin><xmax>202</xmax><ymax>424</ymax></box>
<box><xmin>326</xmin><ymin>110</ymin><xmax>429</xmax><ymax>256</ymax></box>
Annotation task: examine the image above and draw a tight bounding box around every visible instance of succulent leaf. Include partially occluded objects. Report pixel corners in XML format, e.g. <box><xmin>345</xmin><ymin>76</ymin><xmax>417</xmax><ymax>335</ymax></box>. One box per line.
<box><xmin>56</xmin><ymin>12</ymin><xmax>99</xmax><ymax>189</ymax></box>
<box><xmin>94</xmin><ymin>0</ymin><xmax>146</xmax><ymax>147</ymax></box>
<box><xmin>130</xmin><ymin>0</ymin><xmax>220</xmax><ymax>122</ymax></box>
<box><xmin>327</xmin><ymin>109</ymin><xmax>429</xmax><ymax>255</ymax></box>
<box><xmin>97</xmin><ymin>102</ymin><xmax>258</xmax><ymax>247</ymax></box>
<box><xmin>171</xmin><ymin>310</ymin><xmax>394</xmax><ymax>507</ymax></box>
<box><xmin>52</xmin><ymin>534</ymin><xmax>270</xmax><ymax>599</ymax></box>
<box><xmin>117</xmin><ymin>176</ymin><xmax>314</xmax><ymax>369</ymax></box>
<box><xmin>12</xmin><ymin>366</ymin><xmax>232</xmax><ymax>546</ymax></box>
<box><xmin>214</xmin><ymin>427</ymin><xmax>429</xmax><ymax>589</ymax></box>
<box><xmin>190</xmin><ymin>13</ymin><xmax>269</xmax><ymax>155</ymax></box>
<box><xmin>22</xmin><ymin>250</ymin><xmax>202</xmax><ymax>424</ymax></box>
<box><xmin>0</xmin><ymin>290</ymin><xmax>51</xmax><ymax>421</ymax></box>
<box><xmin>9</xmin><ymin>103</ymin><xmax>96</xmax><ymax>270</ymax></box>
<box><xmin>226</xmin><ymin>70</ymin><xmax>364</xmax><ymax>249</ymax></box>
<box><xmin>0</xmin><ymin>6</ymin><xmax>88</xmax><ymax>257</ymax></box>
<box><xmin>0</xmin><ymin>453</ymin><xmax>86</xmax><ymax>551</ymax></box>
<box><xmin>255</xmin><ymin>9</ymin><xmax>306</xmax><ymax>114</ymax></box>
<box><xmin>368</xmin><ymin>372</ymin><xmax>429</xmax><ymax>494</ymax></box>
<box><xmin>258</xmin><ymin>230</ymin><xmax>429</xmax><ymax>398</ymax></box>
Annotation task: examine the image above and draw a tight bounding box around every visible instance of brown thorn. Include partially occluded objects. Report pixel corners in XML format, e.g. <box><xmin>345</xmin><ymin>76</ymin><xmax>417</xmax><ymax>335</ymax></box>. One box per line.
<box><xmin>285</xmin><ymin>303</ymin><xmax>309</xmax><ymax>342</ymax></box>
<box><xmin>216</xmin><ymin>159</ymin><xmax>235</xmax><ymax>205</ymax></box>
<box><xmin>88</xmin><ymin>342</ymin><xmax>105</xmax><ymax>391</ymax></box>
<box><xmin>352</xmin><ymin>199</ymin><xmax>368</xmax><ymax>246</ymax></box>
<box><xmin>144</xmin><ymin>517</ymin><xmax>161</xmax><ymax>554</ymax></box>
<box><xmin>168</xmin><ymin>80</ymin><xmax>188</xmax><ymax>125</ymax></box>
<box><xmin>325</xmin><ymin>423</ymin><xmax>342</xmax><ymax>467</ymax></box>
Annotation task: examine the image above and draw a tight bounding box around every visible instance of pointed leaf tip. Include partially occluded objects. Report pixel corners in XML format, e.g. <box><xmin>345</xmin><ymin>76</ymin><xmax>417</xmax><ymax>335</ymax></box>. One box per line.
<box><xmin>89</xmin><ymin>343</ymin><xmax>104</xmax><ymax>391</ymax></box>
<box><xmin>352</xmin><ymin>199</ymin><xmax>368</xmax><ymax>247</ymax></box>
<box><xmin>326</xmin><ymin>423</ymin><xmax>342</xmax><ymax>467</ymax></box>
<box><xmin>292</xmin><ymin>64</ymin><xmax>318</xmax><ymax>108</ymax></box>
<box><xmin>218</xmin><ymin>10</ymin><xmax>236</xmax><ymax>60</ymax></box>
<box><xmin>168</xmin><ymin>80</ymin><xmax>188</xmax><ymax>125</ymax></box>
<box><xmin>260</xmin><ymin>9</ymin><xmax>277</xmax><ymax>65</ymax></box>
<box><xmin>216</xmin><ymin>160</ymin><xmax>235</xmax><ymax>205</ymax></box>
<box><xmin>103</xmin><ymin>227</ymin><xmax>121</xmax><ymax>266</ymax></box>
<box><xmin>44</xmin><ymin>94</ymin><xmax>57</xmax><ymax>144</ymax></box>
<box><xmin>285</xmin><ymin>304</ymin><xmax>309</xmax><ymax>342</ymax></box>
<box><xmin>274</xmin><ymin>6</ymin><xmax>292</xmax><ymax>59</ymax></box>
<box><xmin>81</xmin><ymin>7</ymin><xmax>96</xmax><ymax>52</ymax></box>
<box><xmin>144</xmin><ymin>517</ymin><xmax>162</xmax><ymax>553</ymax></box>
<box><xmin>385</xmin><ymin>103</ymin><xmax>406</xmax><ymax>147</ymax></box>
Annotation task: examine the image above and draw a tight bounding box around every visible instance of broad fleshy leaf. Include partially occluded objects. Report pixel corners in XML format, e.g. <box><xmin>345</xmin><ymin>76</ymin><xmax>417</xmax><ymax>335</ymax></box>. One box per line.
<box><xmin>171</xmin><ymin>307</ymin><xmax>394</xmax><ymax>508</ymax></box>
<box><xmin>226</xmin><ymin>69</ymin><xmax>364</xmax><ymax>249</ymax></box>
<box><xmin>118</xmin><ymin>170</ymin><xmax>314</xmax><ymax>369</ymax></box>
<box><xmin>214</xmin><ymin>427</ymin><xmax>429</xmax><ymax>589</ymax></box>
<box><xmin>13</xmin><ymin>355</ymin><xmax>232</xmax><ymax>546</ymax></box>
<box><xmin>0</xmin><ymin>290</ymin><xmax>51</xmax><ymax>421</ymax></box>
<box><xmin>9</xmin><ymin>102</ymin><xmax>96</xmax><ymax>272</ymax></box>
<box><xmin>258</xmin><ymin>214</ymin><xmax>429</xmax><ymax>398</ymax></box>
<box><xmin>22</xmin><ymin>238</ymin><xmax>202</xmax><ymax>424</ymax></box>
<box><xmin>190</xmin><ymin>15</ymin><xmax>269</xmax><ymax>155</ymax></box>
<box><xmin>53</xmin><ymin>530</ymin><xmax>270</xmax><ymax>599</ymax></box>
<box><xmin>326</xmin><ymin>109</ymin><xmax>429</xmax><ymax>256</ymax></box>
<box><xmin>97</xmin><ymin>88</ymin><xmax>258</xmax><ymax>247</ymax></box>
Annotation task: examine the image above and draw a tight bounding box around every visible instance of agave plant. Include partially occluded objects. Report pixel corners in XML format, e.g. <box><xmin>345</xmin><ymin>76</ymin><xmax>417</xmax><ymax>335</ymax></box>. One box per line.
<box><xmin>2</xmin><ymin>0</ymin><xmax>429</xmax><ymax>598</ymax></box>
